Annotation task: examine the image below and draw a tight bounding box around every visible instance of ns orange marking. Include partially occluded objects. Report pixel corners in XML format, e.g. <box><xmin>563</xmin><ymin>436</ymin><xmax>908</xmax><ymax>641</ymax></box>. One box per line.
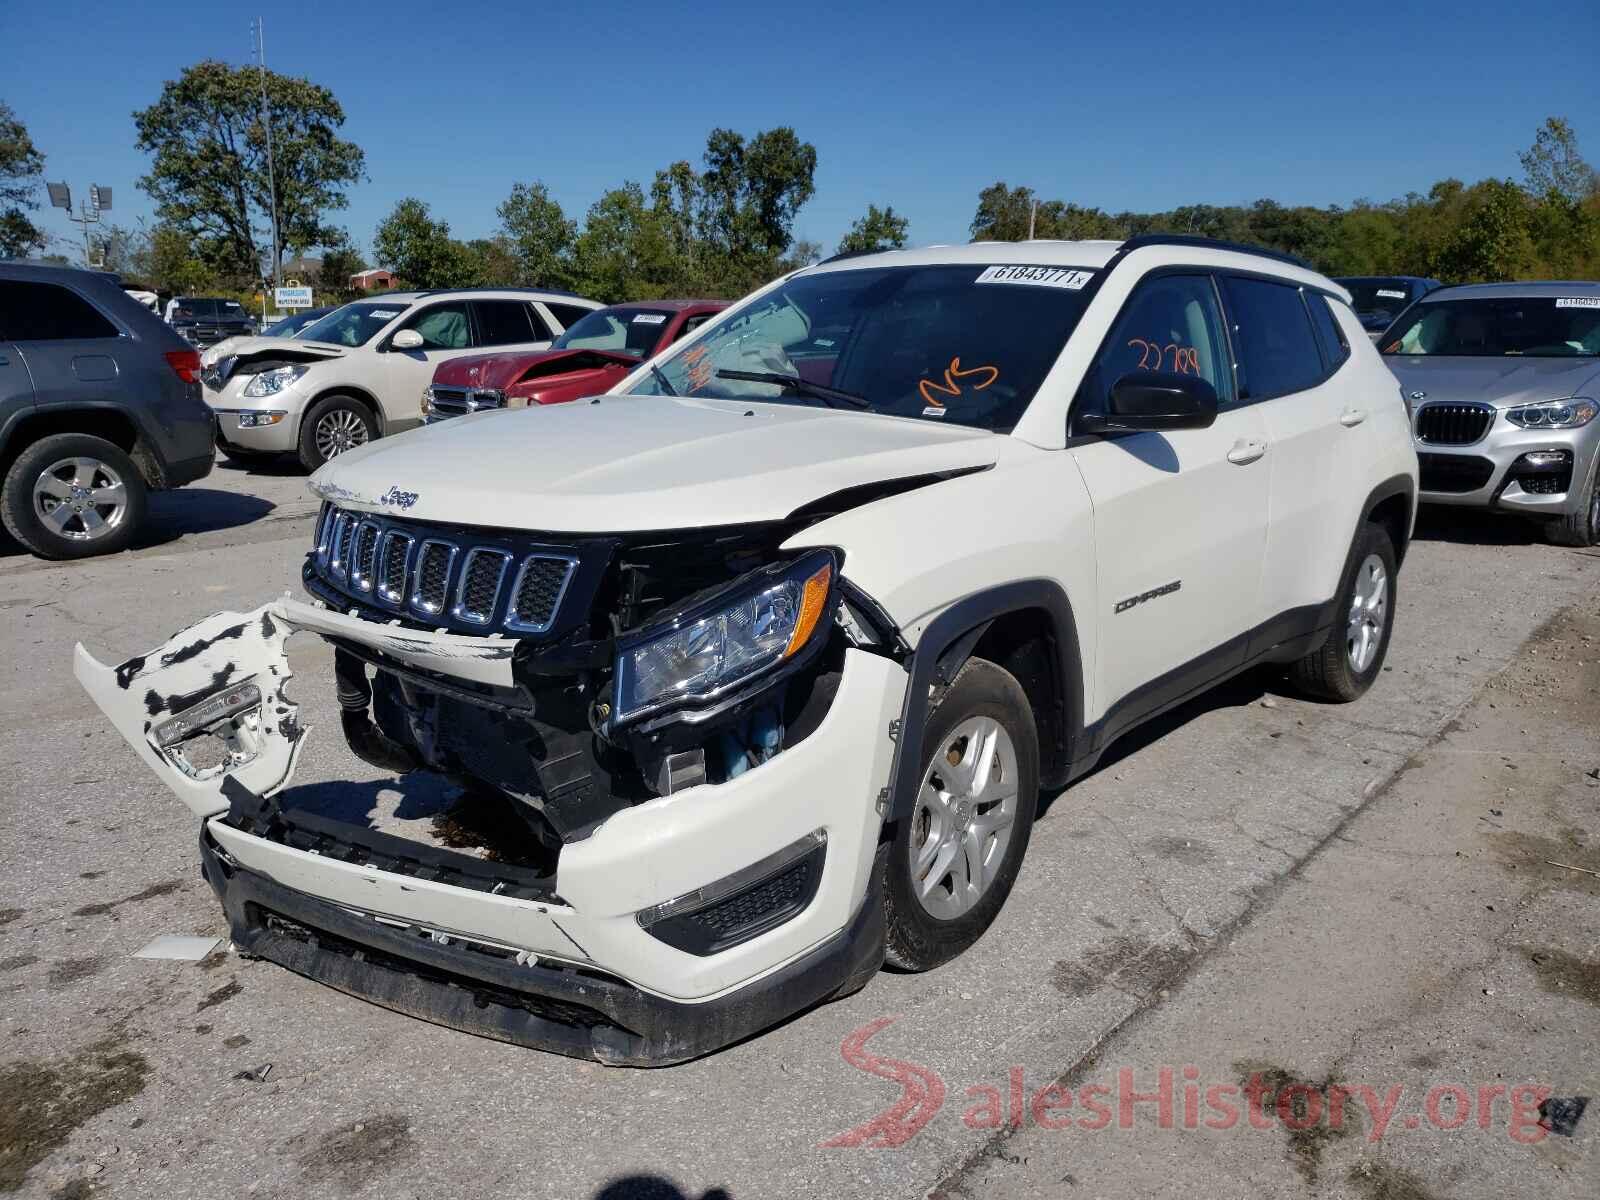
<box><xmin>918</xmin><ymin>356</ymin><xmax>999</xmax><ymax>408</ymax></box>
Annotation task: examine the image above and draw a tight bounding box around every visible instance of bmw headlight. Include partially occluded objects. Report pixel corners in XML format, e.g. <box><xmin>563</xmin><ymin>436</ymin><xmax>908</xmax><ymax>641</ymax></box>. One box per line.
<box><xmin>613</xmin><ymin>550</ymin><xmax>837</xmax><ymax>724</ymax></box>
<box><xmin>1505</xmin><ymin>398</ymin><xmax>1597</xmax><ymax>429</ymax></box>
<box><xmin>242</xmin><ymin>364</ymin><xmax>309</xmax><ymax>398</ymax></box>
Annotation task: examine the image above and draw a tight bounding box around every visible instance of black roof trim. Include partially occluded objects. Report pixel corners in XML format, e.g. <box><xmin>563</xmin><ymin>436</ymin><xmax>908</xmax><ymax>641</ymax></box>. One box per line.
<box><xmin>1118</xmin><ymin>234</ymin><xmax>1314</xmax><ymax>271</ymax></box>
<box><xmin>411</xmin><ymin>285</ymin><xmax>593</xmax><ymax>300</ymax></box>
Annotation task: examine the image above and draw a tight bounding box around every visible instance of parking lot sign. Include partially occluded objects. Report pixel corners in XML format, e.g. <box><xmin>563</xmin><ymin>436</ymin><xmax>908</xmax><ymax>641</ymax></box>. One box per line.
<box><xmin>274</xmin><ymin>285</ymin><xmax>314</xmax><ymax>309</ymax></box>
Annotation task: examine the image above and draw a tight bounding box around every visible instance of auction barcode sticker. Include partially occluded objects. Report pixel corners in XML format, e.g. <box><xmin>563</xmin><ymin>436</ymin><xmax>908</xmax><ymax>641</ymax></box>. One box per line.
<box><xmin>1376</xmin><ymin>289</ymin><xmax>1408</xmax><ymax>299</ymax></box>
<box><xmin>632</xmin><ymin>313</ymin><xmax>667</xmax><ymax>324</ymax></box>
<box><xmin>1555</xmin><ymin>297</ymin><xmax>1600</xmax><ymax>309</ymax></box>
<box><xmin>975</xmin><ymin>265</ymin><xmax>1094</xmax><ymax>290</ymax></box>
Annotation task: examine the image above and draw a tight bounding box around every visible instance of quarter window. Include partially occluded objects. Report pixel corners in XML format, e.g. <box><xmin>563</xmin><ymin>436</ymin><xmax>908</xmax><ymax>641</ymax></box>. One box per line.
<box><xmin>0</xmin><ymin>281</ymin><xmax>119</xmax><ymax>341</ymax></box>
<box><xmin>1306</xmin><ymin>294</ymin><xmax>1351</xmax><ymax>373</ymax></box>
<box><xmin>1079</xmin><ymin>273</ymin><xmax>1236</xmax><ymax>417</ymax></box>
<box><xmin>1220</xmin><ymin>276</ymin><xmax>1325</xmax><ymax>400</ymax></box>
<box><xmin>545</xmin><ymin>302</ymin><xmax>596</xmax><ymax>331</ymax></box>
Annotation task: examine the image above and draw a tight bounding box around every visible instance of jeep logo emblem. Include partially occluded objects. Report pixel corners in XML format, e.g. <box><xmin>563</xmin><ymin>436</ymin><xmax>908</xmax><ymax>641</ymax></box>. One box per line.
<box><xmin>379</xmin><ymin>486</ymin><xmax>419</xmax><ymax>509</ymax></box>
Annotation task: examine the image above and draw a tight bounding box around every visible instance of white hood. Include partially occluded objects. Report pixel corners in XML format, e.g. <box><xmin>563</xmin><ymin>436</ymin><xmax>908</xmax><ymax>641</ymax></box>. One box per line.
<box><xmin>309</xmin><ymin>394</ymin><xmax>1010</xmax><ymax>532</ymax></box>
<box><xmin>202</xmin><ymin>336</ymin><xmax>349</xmax><ymax>367</ymax></box>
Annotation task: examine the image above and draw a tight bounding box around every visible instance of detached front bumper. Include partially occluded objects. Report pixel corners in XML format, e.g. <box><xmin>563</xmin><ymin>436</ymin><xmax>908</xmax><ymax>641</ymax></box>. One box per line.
<box><xmin>1416</xmin><ymin>418</ymin><xmax>1600</xmax><ymax>514</ymax></box>
<box><xmin>76</xmin><ymin>595</ymin><xmax>906</xmax><ymax>1062</ymax></box>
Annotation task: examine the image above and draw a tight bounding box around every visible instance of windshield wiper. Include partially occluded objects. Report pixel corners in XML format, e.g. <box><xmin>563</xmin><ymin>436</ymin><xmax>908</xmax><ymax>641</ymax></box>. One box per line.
<box><xmin>649</xmin><ymin>363</ymin><xmax>678</xmax><ymax>396</ymax></box>
<box><xmin>715</xmin><ymin>369</ymin><xmax>870</xmax><ymax>409</ymax></box>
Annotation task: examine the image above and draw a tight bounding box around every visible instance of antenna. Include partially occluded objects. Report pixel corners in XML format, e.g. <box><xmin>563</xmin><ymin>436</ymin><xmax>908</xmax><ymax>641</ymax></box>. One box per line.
<box><xmin>252</xmin><ymin>16</ymin><xmax>282</xmax><ymax>292</ymax></box>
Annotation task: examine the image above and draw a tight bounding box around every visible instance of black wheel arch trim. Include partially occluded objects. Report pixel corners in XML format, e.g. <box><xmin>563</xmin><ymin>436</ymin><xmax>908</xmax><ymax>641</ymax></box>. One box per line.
<box><xmin>884</xmin><ymin>579</ymin><xmax>1085</xmax><ymax>824</ymax></box>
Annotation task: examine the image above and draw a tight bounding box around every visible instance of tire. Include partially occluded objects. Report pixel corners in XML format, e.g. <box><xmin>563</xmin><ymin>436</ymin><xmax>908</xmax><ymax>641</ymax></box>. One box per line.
<box><xmin>1543</xmin><ymin>453</ymin><xmax>1600</xmax><ymax>547</ymax></box>
<box><xmin>882</xmin><ymin>657</ymin><xmax>1039</xmax><ymax>971</ymax></box>
<box><xmin>297</xmin><ymin>395</ymin><xmax>377</xmax><ymax>472</ymax></box>
<box><xmin>0</xmin><ymin>433</ymin><xmax>147</xmax><ymax>560</ymax></box>
<box><xmin>1288</xmin><ymin>522</ymin><xmax>1397</xmax><ymax>702</ymax></box>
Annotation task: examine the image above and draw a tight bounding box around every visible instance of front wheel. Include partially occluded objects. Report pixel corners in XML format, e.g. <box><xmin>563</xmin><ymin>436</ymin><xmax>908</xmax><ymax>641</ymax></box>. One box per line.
<box><xmin>297</xmin><ymin>395</ymin><xmax>377</xmax><ymax>472</ymax></box>
<box><xmin>1543</xmin><ymin>454</ymin><xmax>1600</xmax><ymax>547</ymax></box>
<box><xmin>882</xmin><ymin>657</ymin><xmax>1039</xmax><ymax>971</ymax></box>
<box><xmin>1288</xmin><ymin>522</ymin><xmax>1397</xmax><ymax>702</ymax></box>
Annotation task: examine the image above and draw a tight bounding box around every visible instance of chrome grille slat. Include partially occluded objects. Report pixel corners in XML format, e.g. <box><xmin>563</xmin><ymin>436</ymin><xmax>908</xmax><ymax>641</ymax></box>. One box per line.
<box><xmin>453</xmin><ymin>549</ymin><xmax>512</xmax><ymax>624</ymax></box>
<box><xmin>350</xmin><ymin>521</ymin><xmax>381</xmax><ymax>592</ymax></box>
<box><xmin>376</xmin><ymin>531</ymin><xmax>414</xmax><ymax>606</ymax></box>
<box><xmin>328</xmin><ymin>513</ymin><xmax>355</xmax><ymax>580</ymax></box>
<box><xmin>411</xmin><ymin>540</ymin><xmax>458</xmax><ymax>617</ymax></box>
<box><xmin>427</xmin><ymin>386</ymin><xmax>507</xmax><ymax>422</ymax></box>
<box><xmin>506</xmin><ymin>555</ymin><xmax>579</xmax><ymax>633</ymax></box>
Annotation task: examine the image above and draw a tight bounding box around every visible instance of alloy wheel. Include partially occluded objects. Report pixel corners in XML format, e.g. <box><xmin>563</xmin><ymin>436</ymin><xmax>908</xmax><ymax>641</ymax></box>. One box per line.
<box><xmin>1345</xmin><ymin>552</ymin><xmax>1388</xmax><ymax>673</ymax></box>
<box><xmin>909</xmin><ymin>715</ymin><xmax>1020</xmax><ymax>920</ymax></box>
<box><xmin>31</xmin><ymin>456</ymin><xmax>129</xmax><ymax>542</ymax></box>
<box><xmin>315</xmin><ymin>410</ymin><xmax>369</xmax><ymax>461</ymax></box>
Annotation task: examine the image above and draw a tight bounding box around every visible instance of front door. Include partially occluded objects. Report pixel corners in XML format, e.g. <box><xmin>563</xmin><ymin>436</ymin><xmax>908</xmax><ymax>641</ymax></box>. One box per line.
<box><xmin>382</xmin><ymin>301</ymin><xmax>482</xmax><ymax>428</ymax></box>
<box><xmin>1067</xmin><ymin>272</ymin><xmax>1270</xmax><ymax>737</ymax></box>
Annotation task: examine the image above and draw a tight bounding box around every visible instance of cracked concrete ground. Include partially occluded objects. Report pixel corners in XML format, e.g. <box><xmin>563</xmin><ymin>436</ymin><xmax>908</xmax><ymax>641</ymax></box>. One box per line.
<box><xmin>1</xmin><ymin>484</ymin><xmax>1598</xmax><ymax>1198</ymax></box>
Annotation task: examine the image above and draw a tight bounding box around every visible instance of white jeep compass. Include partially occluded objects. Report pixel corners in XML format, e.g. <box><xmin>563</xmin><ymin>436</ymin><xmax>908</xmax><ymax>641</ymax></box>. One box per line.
<box><xmin>77</xmin><ymin>236</ymin><xmax>1418</xmax><ymax>1065</ymax></box>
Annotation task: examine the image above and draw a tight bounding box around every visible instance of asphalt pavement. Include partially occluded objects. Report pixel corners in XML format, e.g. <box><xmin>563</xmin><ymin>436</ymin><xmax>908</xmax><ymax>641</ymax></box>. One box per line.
<box><xmin>1</xmin><ymin>456</ymin><xmax>1597</xmax><ymax>1198</ymax></box>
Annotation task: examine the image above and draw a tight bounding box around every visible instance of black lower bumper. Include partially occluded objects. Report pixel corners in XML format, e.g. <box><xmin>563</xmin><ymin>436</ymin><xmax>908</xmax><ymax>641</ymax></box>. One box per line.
<box><xmin>199</xmin><ymin>829</ymin><xmax>884</xmax><ymax>1067</ymax></box>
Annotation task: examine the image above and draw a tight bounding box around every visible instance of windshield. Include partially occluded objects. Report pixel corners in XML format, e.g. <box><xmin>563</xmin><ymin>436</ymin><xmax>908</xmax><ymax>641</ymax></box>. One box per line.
<box><xmin>633</xmin><ymin>264</ymin><xmax>1097</xmax><ymax>430</ymax></box>
<box><xmin>552</xmin><ymin>307</ymin><xmax>673</xmax><ymax>358</ymax></box>
<box><xmin>1382</xmin><ymin>297</ymin><xmax>1600</xmax><ymax>358</ymax></box>
<box><xmin>297</xmin><ymin>302</ymin><xmax>411</xmax><ymax>347</ymax></box>
<box><xmin>1339</xmin><ymin>280</ymin><xmax>1417</xmax><ymax>316</ymax></box>
<box><xmin>263</xmin><ymin>309</ymin><xmax>322</xmax><ymax>337</ymax></box>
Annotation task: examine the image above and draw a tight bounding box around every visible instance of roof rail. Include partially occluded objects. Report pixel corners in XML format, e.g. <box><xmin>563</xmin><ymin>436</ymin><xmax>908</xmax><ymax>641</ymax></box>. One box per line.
<box><xmin>411</xmin><ymin>285</ymin><xmax>591</xmax><ymax>299</ymax></box>
<box><xmin>817</xmin><ymin>247</ymin><xmax>889</xmax><ymax>265</ymax></box>
<box><xmin>1118</xmin><ymin>234</ymin><xmax>1315</xmax><ymax>271</ymax></box>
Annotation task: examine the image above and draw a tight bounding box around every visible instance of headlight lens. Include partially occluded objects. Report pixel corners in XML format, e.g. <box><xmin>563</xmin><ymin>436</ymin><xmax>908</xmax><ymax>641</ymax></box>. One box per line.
<box><xmin>613</xmin><ymin>551</ymin><xmax>835</xmax><ymax>724</ymax></box>
<box><xmin>1505</xmin><ymin>398</ymin><xmax>1596</xmax><ymax>429</ymax></box>
<box><xmin>242</xmin><ymin>364</ymin><xmax>309</xmax><ymax>398</ymax></box>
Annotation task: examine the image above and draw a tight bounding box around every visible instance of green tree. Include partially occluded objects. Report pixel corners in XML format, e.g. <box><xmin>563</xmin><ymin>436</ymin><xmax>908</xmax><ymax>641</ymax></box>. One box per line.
<box><xmin>133</xmin><ymin>60</ymin><xmax>365</xmax><ymax>283</ymax></box>
<box><xmin>466</xmin><ymin>236</ymin><xmax>520</xmax><ymax>286</ymax></box>
<box><xmin>1520</xmin><ymin>117</ymin><xmax>1599</xmax><ymax>205</ymax></box>
<box><xmin>496</xmin><ymin>181</ymin><xmax>576</xmax><ymax>287</ymax></box>
<box><xmin>571</xmin><ymin>183</ymin><xmax>676</xmax><ymax>302</ymax></box>
<box><xmin>697</xmin><ymin>126</ymin><xmax>817</xmax><ymax>283</ymax></box>
<box><xmin>0</xmin><ymin>101</ymin><xmax>47</xmax><ymax>259</ymax></box>
<box><xmin>838</xmin><ymin>204</ymin><xmax>909</xmax><ymax>254</ymax></box>
<box><xmin>316</xmin><ymin>234</ymin><xmax>368</xmax><ymax>302</ymax></box>
<box><xmin>1429</xmin><ymin>179</ymin><xmax>1536</xmax><ymax>281</ymax></box>
<box><xmin>372</xmin><ymin>198</ymin><xmax>480</xmax><ymax>289</ymax></box>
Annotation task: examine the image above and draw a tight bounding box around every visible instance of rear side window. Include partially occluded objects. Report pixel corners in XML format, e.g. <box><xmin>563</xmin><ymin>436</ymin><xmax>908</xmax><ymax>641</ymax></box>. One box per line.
<box><xmin>1220</xmin><ymin>277</ymin><xmax>1326</xmax><ymax>400</ymax></box>
<box><xmin>1306</xmin><ymin>294</ymin><xmax>1351</xmax><ymax>373</ymax></box>
<box><xmin>545</xmin><ymin>302</ymin><xmax>596</xmax><ymax>331</ymax></box>
<box><xmin>473</xmin><ymin>300</ymin><xmax>537</xmax><ymax>347</ymax></box>
<box><xmin>0</xmin><ymin>281</ymin><xmax>119</xmax><ymax>341</ymax></box>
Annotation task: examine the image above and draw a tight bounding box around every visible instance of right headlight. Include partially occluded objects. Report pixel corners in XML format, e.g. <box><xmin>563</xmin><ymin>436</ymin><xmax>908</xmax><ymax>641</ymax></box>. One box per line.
<box><xmin>242</xmin><ymin>363</ymin><xmax>309</xmax><ymax>398</ymax></box>
<box><xmin>1505</xmin><ymin>398</ymin><xmax>1597</xmax><ymax>429</ymax></box>
<box><xmin>613</xmin><ymin>550</ymin><xmax>836</xmax><ymax>725</ymax></box>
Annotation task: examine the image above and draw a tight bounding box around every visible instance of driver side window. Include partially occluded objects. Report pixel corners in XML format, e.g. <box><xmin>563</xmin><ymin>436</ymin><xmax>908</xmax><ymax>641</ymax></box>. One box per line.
<box><xmin>399</xmin><ymin>302</ymin><xmax>470</xmax><ymax>351</ymax></box>
<box><xmin>1079</xmin><ymin>274</ymin><xmax>1235</xmax><ymax>419</ymax></box>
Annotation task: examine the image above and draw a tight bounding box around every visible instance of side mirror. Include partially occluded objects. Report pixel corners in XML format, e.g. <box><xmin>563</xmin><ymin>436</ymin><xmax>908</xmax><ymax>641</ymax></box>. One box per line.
<box><xmin>1079</xmin><ymin>372</ymin><xmax>1218</xmax><ymax>434</ymax></box>
<box><xmin>390</xmin><ymin>328</ymin><xmax>424</xmax><ymax>351</ymax></box>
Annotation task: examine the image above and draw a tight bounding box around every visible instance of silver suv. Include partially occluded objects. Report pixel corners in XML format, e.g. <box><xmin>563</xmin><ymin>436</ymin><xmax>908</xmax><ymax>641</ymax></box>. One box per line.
<box><xmin>1382</xmin><ymin>281</ymin><xmax>1600</xmax><ymax>545</ymax></box>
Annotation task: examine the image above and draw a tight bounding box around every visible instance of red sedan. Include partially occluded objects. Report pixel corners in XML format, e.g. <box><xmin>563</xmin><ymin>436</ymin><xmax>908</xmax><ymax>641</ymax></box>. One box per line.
<box><xmin>423</xmin><ymin>299</ymin><xmax>729</xmax><ymax>421</ymax></box>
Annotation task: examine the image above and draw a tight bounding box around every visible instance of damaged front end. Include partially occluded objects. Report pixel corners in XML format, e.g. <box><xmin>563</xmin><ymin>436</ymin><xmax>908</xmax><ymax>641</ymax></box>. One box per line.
<box><xmin>75</xmin><ymin>502</ymin><xmax>910</xmax><ymax>1065</ymax></box>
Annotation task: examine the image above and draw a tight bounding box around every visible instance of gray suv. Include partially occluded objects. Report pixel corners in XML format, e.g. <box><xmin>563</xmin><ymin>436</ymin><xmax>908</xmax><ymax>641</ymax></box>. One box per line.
<box><xmin>0</xmin><ymin>262</ymin><xmax>215</xmax><ymax>559</ymax></box>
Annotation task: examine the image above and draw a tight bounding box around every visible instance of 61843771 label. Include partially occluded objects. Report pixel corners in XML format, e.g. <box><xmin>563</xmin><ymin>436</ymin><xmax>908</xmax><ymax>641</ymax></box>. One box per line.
<box><xmin>975</xmin><ymin>265</ymin><xmax>1094</xmax><ymax>290</ymax></box>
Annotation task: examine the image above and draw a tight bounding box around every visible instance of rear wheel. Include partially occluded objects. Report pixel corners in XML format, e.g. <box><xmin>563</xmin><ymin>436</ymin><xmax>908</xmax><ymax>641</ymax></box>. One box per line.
<box><xmin>1288</xmin><ymin>522</ymin><xmax>1396</xmax><ymax>702</ymax></box>
<box><xmin>0</xmin><ymin>433</ymin><xmax>147</xmax><ymax>559</ymax></box>
<box><xmin>882</xmin><ymin>658</ymin><xmax>1039</xmax><ymax>971</ymax></box>
<box><xmin>1543</xmin><ymin>455</ymin><xmax>1600</xmax><ymax>547</ymax></box>
<box><xmin>297</xmin><ymin>395</ymin><xmax>376</xmax><ymax>471</ymax></box>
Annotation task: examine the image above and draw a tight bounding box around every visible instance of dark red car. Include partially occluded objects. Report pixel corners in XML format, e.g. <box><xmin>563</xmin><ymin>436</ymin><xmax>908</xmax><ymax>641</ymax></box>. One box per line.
<box><xmin>423</xmin><ymin>299</ymin><xmax>729</xmax><ymax>421</ymax></box>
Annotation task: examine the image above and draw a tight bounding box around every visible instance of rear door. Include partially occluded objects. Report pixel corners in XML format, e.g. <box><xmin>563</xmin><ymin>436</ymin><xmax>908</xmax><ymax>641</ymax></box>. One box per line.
<box><xmin>0</xmin><ymin>283</ymin><xmax>38</xmax><ymax>426</ymax></box>
<box><xmin>1221</xmin><ymin>275</ymin><xmax>1356</xmax><ymax>646</ymax></box>
<box><xmin>1068</xmin><ymin>271</ymin><xmax>1270</xmax><ymax>733</ymax></box>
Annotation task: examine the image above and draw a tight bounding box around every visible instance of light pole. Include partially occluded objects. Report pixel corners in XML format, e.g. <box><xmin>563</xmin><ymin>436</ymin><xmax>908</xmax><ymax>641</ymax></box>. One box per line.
<box><xmin>252</xmin><ymin>17</ymin><xmax>282</xmax><ymax>301</ymax></box>
<box><xmin>47</xmin><ymin>181</ymin><xmax>113</xmax><ymax>268</ymax></box>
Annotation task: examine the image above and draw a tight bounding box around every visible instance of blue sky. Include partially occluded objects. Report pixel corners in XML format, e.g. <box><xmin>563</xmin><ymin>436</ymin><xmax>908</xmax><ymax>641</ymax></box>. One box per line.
<box><xmin>5</xmin><ymin>0</ymin><xmax>1597</xmax><ymax>262</ymax></box>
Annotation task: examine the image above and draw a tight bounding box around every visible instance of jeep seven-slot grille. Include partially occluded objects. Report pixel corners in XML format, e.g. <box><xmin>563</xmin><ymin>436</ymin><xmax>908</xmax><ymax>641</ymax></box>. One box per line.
<box><xmin>1415</xmin><ymin>403</ymin><xmax>1494</xmax><ymax>445</ymax></box>
<box><xmin>312</xmin><ymin>505</ymin><xmax>578</xmax><ymax>634</ymax></box>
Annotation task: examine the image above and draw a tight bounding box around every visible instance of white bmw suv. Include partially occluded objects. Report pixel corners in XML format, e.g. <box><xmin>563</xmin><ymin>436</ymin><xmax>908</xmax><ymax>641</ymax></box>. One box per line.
<box><xmin>78</xmin><ymin>237</ymin><xmax>1417</xmax><ymax>1065</ymax></box>
<box><xmin>201</xmin><ymin>287</ymin><xmax>602</xmax><ymax>470</ymax></box>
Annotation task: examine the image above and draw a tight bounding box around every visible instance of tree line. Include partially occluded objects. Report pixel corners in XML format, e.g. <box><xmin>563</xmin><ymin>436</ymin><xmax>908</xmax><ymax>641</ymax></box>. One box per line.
<box><xmin>2</xmin><ymin>59</ymin><xmax>1595</xmax><ymax>305</ymax></box>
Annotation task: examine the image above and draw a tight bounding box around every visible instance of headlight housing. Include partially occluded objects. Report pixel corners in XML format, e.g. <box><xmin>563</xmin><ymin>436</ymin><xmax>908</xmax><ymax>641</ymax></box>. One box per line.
<box><xmin>242</xmin><ymin>364</ymin><xmax>309</xmax><ymax>398</ymax></box>
<box><xmin>613</xmin><ymin>550</ymin><xmax>837</xmax><ymax>725</ymax></box>
<box><xmin>1504</xmin><ymin>398</ymin><xmax>1596</xmax><ymax>429</ymax></box>
<box><xmin>237</xmin><ymin>410</ymin><xmax>286</xmax><ymax>427</ymax></box>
